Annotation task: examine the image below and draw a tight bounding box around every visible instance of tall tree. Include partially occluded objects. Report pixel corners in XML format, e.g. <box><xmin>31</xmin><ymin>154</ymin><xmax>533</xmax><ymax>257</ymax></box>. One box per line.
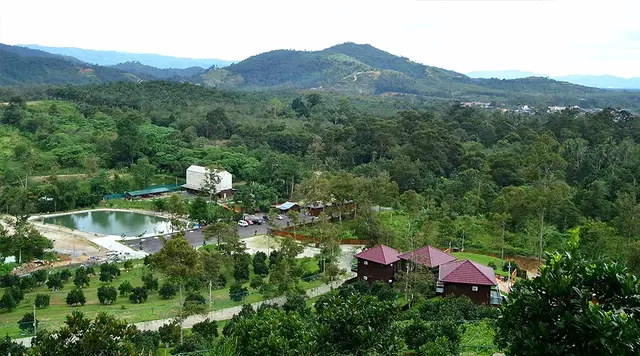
<box><xmin>152</xmin><ymin>234</ymin><xmax>203</xmax><ymax>343</ymax></box>
<box><xmin>112</xmin><ymin>113</ymin><xmax>146</xmax><ymax>165</ymax></box>
<box><xmin>130</xmin><ymin>158</ymin><xmax>156</xmax><ymax>189</ymax></box>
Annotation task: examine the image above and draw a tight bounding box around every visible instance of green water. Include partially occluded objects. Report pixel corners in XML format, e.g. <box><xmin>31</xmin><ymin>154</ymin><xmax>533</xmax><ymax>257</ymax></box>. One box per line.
<box><xmin>43</xmin><ymin>210</ymin><xmax>171</xmax><ymax>237</ymax></box>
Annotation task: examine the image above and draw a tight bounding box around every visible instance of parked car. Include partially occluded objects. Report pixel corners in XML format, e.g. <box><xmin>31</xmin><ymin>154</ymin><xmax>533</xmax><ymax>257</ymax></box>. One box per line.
<box><xmin>238</xmin><ymin>220</ymin><xmax>249</xmax><ymax>227</ymax></box>
<box><xmin>276</xmin><ymin>215</ymin><xmax>284</xmax><ymax>220</ymax></box>
<box><xmin>263</xmin><ymin>215</ymin><xmax>270</xmax><ymax>221</ymax></box>
<box><xmin>246</xmin><ymin>220</ymin><xmax>254</xmax><ymax>225</ymax></box>
<box><xmin>251</xmin><ymin>219</ymin><xmax>263</xmax><ymax>225</ymax></box>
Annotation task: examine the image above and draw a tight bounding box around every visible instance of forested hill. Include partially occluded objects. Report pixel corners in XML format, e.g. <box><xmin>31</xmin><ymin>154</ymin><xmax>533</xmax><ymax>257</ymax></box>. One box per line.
<box><xmin>110</xmin><ymin>61</ymin><xmax>206</xmax><ymax>80</ymax></box>
<box><xmin>198</xmin><ymin>42</ymin><xmax>640</xmax><ymax>109</ymax></box>
<box><xmin>0</xmin><ymin>44</ymin><xmax>141</xmax><ymax>85</ymax></box>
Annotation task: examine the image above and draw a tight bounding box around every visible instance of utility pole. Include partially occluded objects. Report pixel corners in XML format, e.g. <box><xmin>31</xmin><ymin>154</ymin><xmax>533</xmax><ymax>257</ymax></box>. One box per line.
<box><xmin>33</xmin><ymin>304</ymin><xmax>37</xmax><ymax>335</ymax></box>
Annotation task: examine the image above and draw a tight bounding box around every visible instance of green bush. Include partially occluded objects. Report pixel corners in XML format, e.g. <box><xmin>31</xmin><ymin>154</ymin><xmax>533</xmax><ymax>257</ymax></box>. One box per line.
<box><xmin>97</xmin><ymin>286</ymin><xmax>118</xmax><ymax>305</ymax></box>
<box><xmin>229</xmin><ymin>282</ymin><xmax>248</xmax><ymax>302</ymax></box>
<box><xmin>17</xmin><ymin>313</ymin><xmax>38</xmax><ymax>333</ymax></box>
<box><xmin>34</xmin><ymin>293</ymin><xmax>50</xmax><ymax>308</ymax></box>
<box><xmin>129</xmin><ymin>287</ymin><xmax>148</xmax><ymax>304</ymax></box>
<box><xmin>118</xmin><ymin>280</ymin><xmax>133</xmax><ymax>296</ymax></box>
<box><xmin>159</xmin><ymin>282</ymin><xmax>177</xmax><ymax>299</ymax></box>
<box><xmin>192</xmin><ymin>318</ymin><xmax>219</xmax><ymax>339</ymax></box>
<box><xmin>66</xmin><ymin>288</ymin><xmax>86</xmax><ymax>306</ymax></box>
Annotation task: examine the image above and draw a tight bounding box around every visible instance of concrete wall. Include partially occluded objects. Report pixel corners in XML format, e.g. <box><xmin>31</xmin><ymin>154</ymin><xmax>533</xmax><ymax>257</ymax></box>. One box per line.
<box><xmin>186</xmin><ymin>168</ymin><xmax>232</xmax><ymax>193</ymax></box>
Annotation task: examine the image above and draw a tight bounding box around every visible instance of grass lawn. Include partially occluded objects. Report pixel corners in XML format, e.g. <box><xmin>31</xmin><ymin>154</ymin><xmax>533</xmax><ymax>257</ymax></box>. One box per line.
<box><xmin>452</xmin><ymin>252</ymin><xmax>509</xmax><ymax>277</ymax></box>
<box><xmin>0</xmin><ymin>257</ymin><xmax>322</xmax><ymax>338</ymax></box>
<box><xmin>102</xmin><ymin>199</ymin><xmax>160</xmax><ymax>211</ymax></box>
<box><xmin>460</xmin><ymin>320</ymin><xmax>500</xmax><ymax>356</ymax></box>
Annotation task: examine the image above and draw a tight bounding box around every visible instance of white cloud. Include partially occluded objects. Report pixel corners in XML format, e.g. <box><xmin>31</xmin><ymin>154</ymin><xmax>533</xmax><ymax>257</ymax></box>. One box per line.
<box><xmin>1</xmin><ymin>0</ymin><xmax>639</xmax><ymax>77</ymax></box>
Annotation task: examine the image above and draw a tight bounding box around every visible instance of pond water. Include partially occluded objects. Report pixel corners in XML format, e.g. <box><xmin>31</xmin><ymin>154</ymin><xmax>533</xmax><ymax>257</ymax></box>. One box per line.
<box><xmin>43</xmin><ymin>210</ymin><xmax>172</xmax><ymax>237</ymax></box>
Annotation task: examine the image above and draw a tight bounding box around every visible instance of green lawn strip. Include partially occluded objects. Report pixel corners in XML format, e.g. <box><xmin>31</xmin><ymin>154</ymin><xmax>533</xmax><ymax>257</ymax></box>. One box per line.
<box><xmin>0</xmin><ymin>257</ymin><xmax>322</xmax><ymax>338</ymax></box>
<box><xmin>452</xmin><ymin>252</ymin><xmax>509</xmax><ymax>277</ymax></box>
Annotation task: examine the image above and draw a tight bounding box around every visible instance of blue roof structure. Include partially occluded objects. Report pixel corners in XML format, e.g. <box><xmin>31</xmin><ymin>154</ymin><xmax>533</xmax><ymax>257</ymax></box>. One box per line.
<box><xmin>276</xmin><ymin>201</ymin><xmax>298</xmax><ymax>211</ymax></box>
<box><xmin>125</xmin><ymin>187</ymin><xmax>170</xmax><ymax>197</ymax></box>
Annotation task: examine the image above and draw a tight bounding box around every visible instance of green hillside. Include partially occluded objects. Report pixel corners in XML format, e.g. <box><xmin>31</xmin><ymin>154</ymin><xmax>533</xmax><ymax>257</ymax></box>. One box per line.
<box><xmin>0</xmin><ymin>44</ymin><xmax>141</xmax><ymax>85</ymax></box>
<box><xmin>110</xmin><ymin>61</ymin><xmax>206</xmax><ymax>80</ymax></box>
<box><xmin>198</xmin><ymin>42</ymin><xmax>610</xmax><ymax>104</ymax></box>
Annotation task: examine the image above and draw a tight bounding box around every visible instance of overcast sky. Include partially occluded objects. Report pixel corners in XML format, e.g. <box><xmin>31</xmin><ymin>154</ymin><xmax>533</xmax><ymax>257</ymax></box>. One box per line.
<box><xmin>2</xmin><ymin>0</ymin><xmax>639</xmax><ymax>77</ymax></box>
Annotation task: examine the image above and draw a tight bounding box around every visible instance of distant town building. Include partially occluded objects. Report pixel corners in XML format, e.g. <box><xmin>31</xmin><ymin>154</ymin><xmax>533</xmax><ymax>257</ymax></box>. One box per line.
<box><xmin>181</xmin><ymin>165</ymin><xmax>234</xmax><ymax>199</ymax></box>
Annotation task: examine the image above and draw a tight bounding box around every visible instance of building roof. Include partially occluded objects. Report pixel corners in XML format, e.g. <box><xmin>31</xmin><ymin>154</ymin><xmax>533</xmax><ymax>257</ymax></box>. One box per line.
<box><xmin>398</xmin><ymin>245</ymin><xmax>456</xmax><ymax>268</ymax></box>
<box><xmin>187</xmin><ymin>165</ymin><xmax>207</xmax><ymax>173</ymax></box>
<box><xmin>354</xmin><ymin>245</ymin><xmax>400</xmax><ymax>265</ymax></box>
<box><xmin>438</xmin><ymin>260</ymin><xmax>497</xmax><ymax>286</ymax></box>
<box><xmin>186</xmin><ymin>165</ymin><xmax>231</xmax><ymax>176</ymax></box>
<box><xmin>275</xmin><ymin>201</ymin><xmax>298</xmax><ymax>211</ymax></box>
<box><xmin>125</xmin><ymin>187</ymin><xmax>170</xmax><ymax>197</ymax></box>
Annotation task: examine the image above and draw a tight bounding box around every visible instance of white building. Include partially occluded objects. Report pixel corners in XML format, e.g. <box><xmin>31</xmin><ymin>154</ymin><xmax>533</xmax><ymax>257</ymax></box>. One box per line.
<box><xmin>182</xmin><ymin>165</ymin><xmax>234</xmax><ymax>199</ymax></box>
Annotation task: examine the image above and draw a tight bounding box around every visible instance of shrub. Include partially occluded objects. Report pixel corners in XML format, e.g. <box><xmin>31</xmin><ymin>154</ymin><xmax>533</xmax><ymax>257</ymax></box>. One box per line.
<box><xmin>142</xmin><ymin>273</ymin><xmax>159</xmax><ymax>291</ymax></box>
<box><xmin>185</xmin><ymin>277</ymin><xmax>203</xmax><ymax>292</ymax></box>
<box><xmin>158</xmin><ymin>321</ymin><xmax>180</xmax><ymax>346</ymax></box>
<box><xmin>59</xmin><ymin>269</ymin><xmax>72</xmax><ymax>282</ymax></box>
<box><xmin>252</xmin><ymin>252</ymin><xmax>269</xmax><ymax>276</ymax></box>
<box><xmin>129</xmin><ymin>287</ymin><xmax>148</xmax><ymax>304</ymax></box>
<box><xmin>8</xmin><ymin>285</ymin><xmax>24</xmax><ymax>303</ymax></box>
<box><xmin>47</xmin><ymin>273</ymin><xmax>64</xmax><ymax>291</ymax></box>
<box><xmin>269</xmin><ymin>250</ymin><xmax>279</xmax><ymax>265</ymax></box>
<box><xmin>100</xmin><ymin>262</ymin><xmax>121</xmax><ymax>283</ymax></box>
<box><xmin>185</xmin><ymin>292</ymin><xmax>206</xmax><ymax>306</ymax></box>
<box><xmin>17</xmin><ymin>313</ymin><xmax>38</xmax><ymax>333</ymax></box>
<box><xmin>159</xmin><ymin>282</ymin><xmax>177</xmax><ymax>299</ymax></box>
<box><xmin>32</xmin><ymin>269</ymin><xmax>48</xmax><ymax>284</ymax></box>
<box><xmin>229</xmin><ymin>282</ymin><xmax>248</xmax><ymax>302</ymax></box>
<box><xmin>487</xmin><ymin>262</ymin><xmax>497</xmax><ymax>270</ymax></box>
<box><xmin>19</xmin><ymin>276</ymin><xmax>36</xmax><ymax>291</ymax></box>
<box><xmin>217</xmin><ymin>274</ymin><xmax>227</xmax><ymax>287</ymax></box>
<box><xmin>192</xmin><ymin>318</ymin><xmax>219</xmax><ymax>339</ymax></box>
<box><xmin>66</xmin><ymin>288</ymin><xmax>86</xmax><ymax>306</ymax></box>
<box><xmin>0</xmin><ymin>292</ymin><xmax>17</xmax><ymax>311</ymax></box>
<box><xmin>34</xmin><ymin>294</ymin><xmax>50</xmax><ymax>308</ymax></box>
<box><xmin>97</xmin><ymin>286</ymin><xmax>118</xmax><ymax>305</ymax></box>
<box><xmin>249</xmin><ymin>276</ymin><xmax>264</xmax><ymax>289</ymax></box>
<box><xmin>282</xmin><ymin>291</ymin><xmax>307</xmax><ymax>314</ymax></box>
<box><xmin>85</xmin><ymin>266</ymin><xmax>95</xmax><ymax>275</ymax></box>
<box><xmin>118</xmin><ymin>280</ymin><xmax>133</xmax><ymax>296</ymax></box>
<box><xmin>404</xmin><ymin>319</ymin><xmax>462</xmax><ymax>355</ymax></box>
<box><xmin>133</xmin><ymin>330</ymin><xmax>161</xmax><ymax>354</ymax></box>
<box><xmin>124</xmin><ymin>260</ymin><xmax>134</xmax><ymax>269</ymax></box>
<box><xmin>233</xmin><ymin>253</ymin><xmax>250</xmax><ymax>282</ymax></box>
<box><xmin>0</xmin><ymin>274</ymin><xmax>20</xmax><ymax>288</ymax></box>
<box><xmin>73</xmin><ymin>269</ymin><xmax>90</xmax><ymax>288</ymax></box>
<box><xmin>46</xmin><ymin>273</ymin><xmax>64</xmax><ymax>290</ymax></box>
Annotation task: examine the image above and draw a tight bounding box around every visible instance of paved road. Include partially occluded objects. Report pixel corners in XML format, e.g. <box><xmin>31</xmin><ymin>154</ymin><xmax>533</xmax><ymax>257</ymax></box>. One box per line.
<box><xmin>122</xmin><ymin>213</ymin><xmax>314</xmax><ymax>254</ymax></box>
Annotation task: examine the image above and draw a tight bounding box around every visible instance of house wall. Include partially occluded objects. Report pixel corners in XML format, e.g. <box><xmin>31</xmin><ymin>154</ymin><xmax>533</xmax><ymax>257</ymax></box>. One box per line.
<box><xmin>442</xmin><ymin>283</ymin><xmax>492</xmax><ymax>304</ymax></box>
<box><xmin>356</xmin><ymin>258</ymin><xmax>398</xmax><ymax>284</ymax></box>
<box><xmin>186</xmin><ymin>169</ymin><xmax>232</xmax><ymax>193</ymax></box>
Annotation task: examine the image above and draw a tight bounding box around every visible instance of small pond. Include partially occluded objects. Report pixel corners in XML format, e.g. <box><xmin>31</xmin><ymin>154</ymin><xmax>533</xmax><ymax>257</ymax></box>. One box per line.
<box><xmin>43</xmin><ymin>210</ymin><xmax>172</xmax><ymax>237</ymax></box>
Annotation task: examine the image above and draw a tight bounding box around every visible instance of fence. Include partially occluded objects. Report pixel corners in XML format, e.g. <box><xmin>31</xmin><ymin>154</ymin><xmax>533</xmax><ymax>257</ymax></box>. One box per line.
<box><xmin>271</xmin><ymin>228</ymin><xmax>367</xmax><ymax>245</ymax></box>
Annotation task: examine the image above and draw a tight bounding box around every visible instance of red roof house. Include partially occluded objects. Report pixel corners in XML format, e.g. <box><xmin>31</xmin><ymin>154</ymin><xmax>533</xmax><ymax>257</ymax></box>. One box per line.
<box><xmin>398</xmin><ymin>245</ymin><xmax>456</xmax><ymax>268</ymax></box>
<box><xmin>353</xmin><ymin>245</ymin><xmax>400</xmax><ymax>283</ymax></box>
<box><xmin>437</xmin><ymin>260</ymin><xmax>499</xmax><ymax>305</ymax></box>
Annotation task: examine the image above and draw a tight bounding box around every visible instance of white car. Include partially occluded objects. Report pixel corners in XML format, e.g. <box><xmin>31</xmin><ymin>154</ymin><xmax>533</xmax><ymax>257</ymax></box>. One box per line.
<box><xmin>238</xmin><ymin>220</ymin><xmax>249</xmax><ymax>227</ymax></box>
<box><xmin>276</xmin><ymin>215</ymin><xmax>284</xmax><ymax>220</ymax></box>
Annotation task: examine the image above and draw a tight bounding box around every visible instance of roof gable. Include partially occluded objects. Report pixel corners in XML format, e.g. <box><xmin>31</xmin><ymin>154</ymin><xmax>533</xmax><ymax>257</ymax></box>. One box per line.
<box><xmin>439</xmin><ymin>260</ymin><xmax>497</xmax><ymax>286</ymax></box>
<box><xmin>399</xmin><ymin>245</ymin><xmax>456</xmax><ymax>267</ymax></box>
<box><xmin>355</xmin><ymin>245</ymin><xmax>400</xmax><ymax>265</ymax></box>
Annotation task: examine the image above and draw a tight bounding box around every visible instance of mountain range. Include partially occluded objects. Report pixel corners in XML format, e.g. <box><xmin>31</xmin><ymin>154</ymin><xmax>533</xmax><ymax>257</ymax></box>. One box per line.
<box><xmin>21</xmin><ymin>44</ymin><xmax>233</xmax><ymax>69</ymax></box>
<box><xmin>2</xmin><ymin>42</ymin><xmax>640</xmax><ymax>110</ymax></box>
<box><xmin>468</xmin><ymin>70</ymin><xmax>640</xmax><ymax>89</ymax></box>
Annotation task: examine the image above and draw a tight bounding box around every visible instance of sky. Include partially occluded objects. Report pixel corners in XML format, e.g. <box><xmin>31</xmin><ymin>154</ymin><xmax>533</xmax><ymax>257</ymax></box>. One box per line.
<box><xmin>1</xmin><ymin>0</ymin><xmax>639</xmax><ymax>77</ymax></box>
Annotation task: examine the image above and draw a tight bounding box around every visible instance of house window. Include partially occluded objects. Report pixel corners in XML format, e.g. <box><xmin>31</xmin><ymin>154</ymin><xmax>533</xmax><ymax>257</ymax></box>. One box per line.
<box><xmin>472</xmin><ymin>286</ymin><xmax>478</xmax><ymax>292</ymax></box>
<box><xmin>363</xmin><ymin>261</ymin><xmax>368</xmax><ymax>265</ymax></box>
<box><xmin>363</xmin><ymin>276</ymin><xmax>368</xmax><ymax>281</ymax></box>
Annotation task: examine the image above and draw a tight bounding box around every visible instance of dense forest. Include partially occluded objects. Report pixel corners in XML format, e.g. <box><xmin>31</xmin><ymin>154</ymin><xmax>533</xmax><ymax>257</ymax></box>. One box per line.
<box><xmin>1</xmin><ymin>81</ymin><xmax>640</xmax><ymax>271</ymax></box>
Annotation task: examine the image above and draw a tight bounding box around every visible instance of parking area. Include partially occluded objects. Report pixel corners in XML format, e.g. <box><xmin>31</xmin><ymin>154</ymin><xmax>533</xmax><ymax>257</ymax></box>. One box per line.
<box><xmin>122</xmin><ymin>212</ymin><xmax>313</xmax><ymax>254</ymax></box>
